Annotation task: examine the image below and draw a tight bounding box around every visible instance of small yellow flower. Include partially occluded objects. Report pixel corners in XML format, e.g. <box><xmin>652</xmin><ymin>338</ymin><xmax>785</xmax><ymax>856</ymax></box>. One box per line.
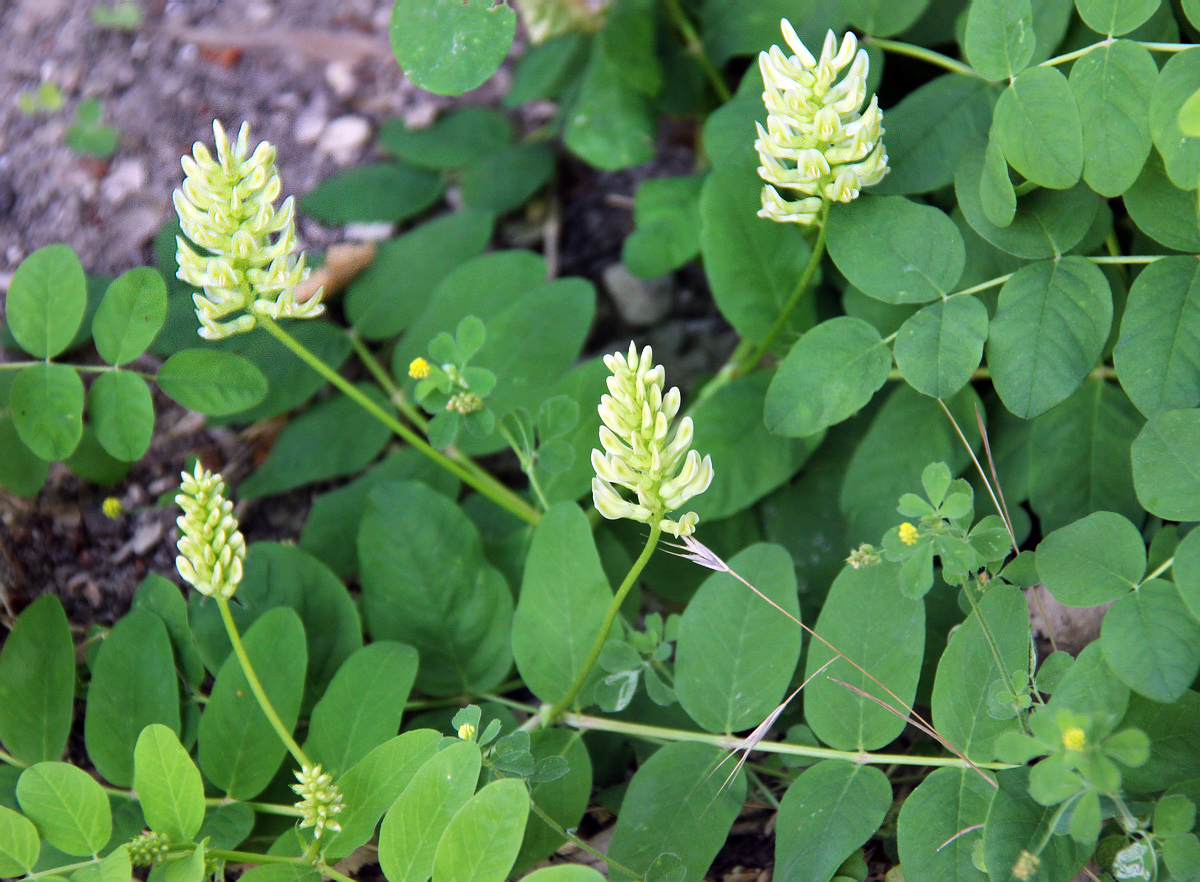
<box><xmin>409</xmin><ymin>357</ymin><xmax>431</xmax><ymax>379</ymax></box>
<box><xmin>102</xmin><ymin>497</ymin><xmax>123</xmax><ymax>519</ymax></box>
<box><xmin>898</xmin><ymin>522</ymin><xmax>919</xmax><ymax>546</ymax></box>
<box><xmin>457</xmin><ymin>722</ymin><xmax>476</xmax><ymax>741</ymax></box>
<box><xmin>1061</xmin><ymin>726</ymin><xmax>1086</xmax><ymax>752</ymax></box>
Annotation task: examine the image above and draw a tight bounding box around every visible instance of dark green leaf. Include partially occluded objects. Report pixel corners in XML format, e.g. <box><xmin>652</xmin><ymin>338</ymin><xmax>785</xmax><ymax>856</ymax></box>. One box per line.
<box><xmin>0</xmin><ymin>596</ymin><xmax>74</xmax><ymax>764</ymax></box>
<box><xmin>1150</xmin><ymin>48</ymin><xmax>1200</xmax><ymax>190</ymax></box>
<box><xmin>1102</xmin><ymin>579</ymin><xmax>1200</xmax><ymax>703</ymax></box>
<box><xmin>6</xmin><ymin>244</ymin><xmax>86</xmax><ymax>359</ymax></box>
<box><xmin>897</xmin><ymin>767</ymin><xmax>993</xmax><ymax>880</ymax></box>
<box><xmin>388</xmin><ymin>0</ymin><xmax>515</xmax><ymax>96</ymax></box>
<box><xmin>980</xmin><ymin>130</ymin><xmax>1016</xmax><ymax>227</ymax></box>
<box><xmin>1121</xmin><ymin>690</ymin><xmax>1200</xmax><ymax>792</ymax></box>
<box><xmin>89</xmin><ymin>371</ymin><xmax>153</xmax><ymax>461</ymax></box>
<box><xmin>840</xmin><ymin>0</ymin><xmax>930</xmax><ymax>35</ymax></box>
<box><xmin>0</xmin><ymin>418</ymin><xmax>49</xmax><ymax>497</ymax></box>
<box><xmin>379</xmin><ymin>107</ymin><xmax>514</xmax><ymax>169</ymax></box>
<box><xmin>461</xmin><ymin>143</ymin><xmax>554</xmax><ymax>214</ymax></box>
<box><xmin>964</xmin><ymin>0</ymin><xmax>1036</xmax><ymax>81</ymax></box>
<box><xmin>1036</xmin><ymin>512</ymin><xmax>1145</xmax><ymax>606</ymax></box>
<box><xmin>994</xmin><ymin>66</ymin><xmax>1084</xmax><ymax>189</ymax></box>
<box><xmin>984</xmin><ymin>767</ymin><xmax>1088</xmax><ymax>882</ymax></box>
<box><xmin>156</xmin><ymin>349</ymin><xmax>268</xmax><ymax>416</ymax></box>
<box><xmin>1132</xmin><ymin>407</ymin><xmax>1200</xmax><ymax>520</ymax></box>
<box><xmin>564</xmin><ymin>38</ymin><xmax>655</xmax><ymax>169</ymax></box>
<box><xmin>894</xmin><ymin>295</ymin><xmax>989</xmax><ymax>399</ymax></box>
<box><xmin>1077</xmin><ymin>0</ymin><xmax>1159</xmax><ymax>35</ymax></box>
<box><xmin>299</xmin><ymin>163</ymin><xmax>444</xmax><ymax>224</ymax></box>
<box><xmin>11</xmin><ymin>363</ymin><xmax>84</xmax><ymax>461</ymax></box>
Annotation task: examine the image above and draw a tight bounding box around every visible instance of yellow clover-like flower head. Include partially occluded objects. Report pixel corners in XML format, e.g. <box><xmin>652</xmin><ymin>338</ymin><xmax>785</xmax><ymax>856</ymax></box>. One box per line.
<box><xmin>174</xmin><ymin>461</ymin><xmax>246</xmax><ymax>600</ymax></box>
<box><xmin>174</xmin><ymin>120</ymin><xmax>324</xmax><ymax>339</ymax></box>
<box><xmin>591</xmin><ymin>343</ymin><xmax>713</xmax><ymax>538</ymax></box>
<box><xmin>755</xmin><ymin>21</ymin><xmax>888</xmax><ymax>225</ymax></box>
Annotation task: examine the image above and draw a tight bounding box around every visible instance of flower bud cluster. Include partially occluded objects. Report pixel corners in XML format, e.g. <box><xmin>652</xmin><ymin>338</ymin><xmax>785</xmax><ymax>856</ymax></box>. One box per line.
<box><xmin>292</xmin><ymin>763</ymin><xmax>344</xmax><ymax>840</ymax></box>
<box><xmin>175</xmin><ymin>462</ymin><xmax>246</xmax><ymax>600</ymax></box>
<box><xmin>591</xmin><ymin>343</ymin><xmax>713</xmax><ymax>538</ymax></box>
<box><xmin>127</xmin><ymin>830</ymin><xmax>170</xmax><ymax>867</ymax></box>
<box><xmin>174</xmin><ymin>120</ymin><xmax>324</xmax><ymax>339</ymax></box>
<box><xmin>755</xmin><ymin>21</ymin><xmax>888</xmax><ymax>225</ymax></box>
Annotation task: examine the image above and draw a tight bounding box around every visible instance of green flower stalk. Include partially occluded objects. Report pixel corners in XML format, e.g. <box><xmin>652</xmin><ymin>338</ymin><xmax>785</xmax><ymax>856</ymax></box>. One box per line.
<box><xmin>174</xmin><ymin>461</ymin><xmax>246</xmax><ymax>600</ymax></box>
<box><xmin>756</xmin><ymin>21</ymin><xmax>888</xmax><ymax>225</ymax></box>
<box><xmin>174</xmin><ymin>120</ymin><xmax>324</xmax><ymax>339</ymax></box>
<box><xmin>591</xmin><ymin>343</ymin><xmax>713</xmax><ymax>538</ymax></box>
<box><xmin>292</xmin><ymin>763</ymin><xmax>345</xmax><ymax>841</ymax></box>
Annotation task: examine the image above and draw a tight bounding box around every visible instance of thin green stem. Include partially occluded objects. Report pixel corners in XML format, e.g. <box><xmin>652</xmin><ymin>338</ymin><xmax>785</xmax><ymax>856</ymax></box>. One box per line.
<box><xmin>953</xmin><ymin>273</ymin><xmax>1015</xmax><ymax>298</ymax></box>
<box><xmin>542</xmin><ymin>524</ymin><xmax>663</xmax><ymax>725</ymax></box>
<box><xmin>1139</xmin><ymin>41</ymin><xmax>1198</xmax><ymax>53</ymax></box>
<box><xmin>660</xmin><ymin>0</ymin><xmax>732</xmax><ymax>102</ymax></box>
<box><xmin>347</xmin><ymin>330</ymin><xmax>429</xmax><ymax>431</ymax></box>
<box><xmin>1040</xmin><ymin>39</ymin><xmax>1113</xmax><ymax>67</ymax></box>
<box><xmin>318</xmin><ymin>865</ymin><xmax>359</xmax><ymax>882</ymax></box>
<box><xmin>207</xmin><ymin>848</ymin><xmax>310</xmax><ymax>866</ymax></box>
<box><xmin>22</xmin><ymin>858</ymin><xmax>102</xmax><ymax>879</ymax></box>
<box><xmin>529</xmin><ymin>799</ymin><xmax>645</xmax><ymax>881</ymax></box>
<box><xmin>744</xmin><ymin>766</ymin><xmax>781</xmax><ymax>810</ymax></box>
<box><xmin>497</xmin><ymin>422</ymin><xmax>551</xmax><ymax>512</ymax></box>
<box><xmin>1088</xmin><ymin>255</ymin><xmax>1164</xmax><ymax>265</ymax></box>
<box><xmin>0</xmin><ymin>361</ymin><xmax>152</xmax><ymax>379</ymax></box>
<box><xmin>217</xmin><ymin>596</ymin><xmax>310</xmax><ymax>768</ymax></box>
<box><xmin>481</xmin><ymin>691</ymin><xmax>540</xmax><ymax>713</ymax></box>
<box><xmin>561</xmin><ymin>712</ymin><xmax>1017</xmax><ymax>770</ymax></box>
<box><xmin>256</xmin><ymin>316</ymin><xmax>539</xmax><ymax>526</ymax></box>
<box><xmin>0</xmin><ymin>746</ymin><xmax>28</xmax><ymax>768</ymax></box>
<box><xmin>736</xmin><ymin>206</ymin><xmax>830</xmax><ymax>373</ymax></box>
<box><xmin>866</xmin><ymin>37</ymin><xmax>979</xmax><ymax>78</ymax></box>
<box><xmin>1141</xmin><ymin>554</ymin><xmax>1174</xmax><ymax>586</ymax></box>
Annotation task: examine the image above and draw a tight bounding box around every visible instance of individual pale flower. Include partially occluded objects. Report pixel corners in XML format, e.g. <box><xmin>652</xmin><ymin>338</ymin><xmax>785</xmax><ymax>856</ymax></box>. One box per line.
<box><xmin>591</xmin><ymin>343</ymin><xmax>713</xmax><ymax>538</ymax></box>
<box><xmin>755</xmin><ymin>21</ymin><xmax>888</xmax><ymax>225</ymax></box>
<box><xmin>174</xmin><ymin>120</ymin><xmax>324</xmax><ymax>339</ymax></box>
<box><xmin>292</xmin><ymin>763</ymin><xmax>344</xmax><ymax>840</ymax></box>
<box><xmin>174</xmin><ymin>461</ymin><xmax>246</xmax><ymax>600</ymax></box>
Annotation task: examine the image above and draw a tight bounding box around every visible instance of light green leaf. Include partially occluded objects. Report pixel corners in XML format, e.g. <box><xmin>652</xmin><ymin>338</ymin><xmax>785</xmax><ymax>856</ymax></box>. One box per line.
<box><xmin>389</xmin><ymin>0</ymin><xmax>515</xmax><ymax>96</ymax></box>
<box><xmin>894</xmin><ymin>295</ymin><xmax>989</xmax><ymax>399</ymax></box>
<box><xmin>303</xmin><ymin>642</ymin><xmax>418</xmax><ymax>776</ymax></box>
<box><xmin>88</xmin><ymin>371</ymin><xmax>153</xmax><ymax>461</ymax></box>
<box><xmin>896</xmin><ymin>767</ymin><xmax>993</xmax><ymax>881</ymax></box>
<box><xmin>133</xmin><ymin>725</ymin><xmax>204</xmax><ymax>842</ymax></box>
<box><xmin>522</xmin><ymin>868</ymin><xmax>606</xmax><ymax>882</ymax></box>
<box><xmin>1069</xmin><ymin>40</ymin><xmax>1157</xmax><ymax>197</ymax></box>
<box><xmin>1124</xmin><ymin>153</ymin><xmax>1200</xmax><ymax>252</ymax></box>
<box><xmin>11</xmin><ymin>363</ymin><xmax>84</xmax><ymax>461</ymax></box>
<box><xmin>378</xmin><ymin>740</ymin><xmax>481</xmax><ymax>882</ymax></box>
<box><xmin>1036</xmin><ymin>512</ymin><xmax>1145</xmax><ymax>607</ymax></box>
<box><xmin>197</xmin><ymin>608</ymin><xmax>307</xmax><ymax>800</ymax></box>
<box><xmin>7</xmin><ymin>244</ymin><xmax>86</xmax><ymax>359</ymax></box>
<box><xmin>675</xmin><ymin>544</ymin><xmax>802</xmax><ymax>734</ymax></box>
<box><xmin>964</xmin><ymin>0</ymin><xmax>1036</xmax><ymax>82</ymax></box>
<box><xmin>164</xmin><ymin>842</ymin><xmax>206</xmax><ymax>882</ymax></box>
<box><xmin>1102</xmin><ymin>579</ymin><xmax>1200</xmax><ymax>703</ymax></box>
<box><xmin>84</xmin><ymin>610</ymin><xmax>180</xmax><ymax>786</ymax></box>
<box><xmin>432</xmin><ymin>778</ymin><xmax>528</xmax><ymax>882</ymax></box>
<box><xmin>987</xmin><ymin>257</ymin><xmax>1111</xmax><ymax>419</ymax></box>
<box><xmin>299</xmin><ymin>163</ymin><xmax>444</xmax><ymax>224</ymax></box>
<box><xmin>1132</xmin><ymin>407</ymin><xmax>1200</xmax><ymax>520</ymax></box>
<box><xmin>607</xmin><ymin>742</ymin><xmax>747</xmax><ymax>881</ymax></box>
<box><xmin>804</xmin><ymin>562</ymin><xmax>924</xmax><ymax>750</ymax></box>
<box><xmin>984</xmin><ymin>767</ymin><xmax>1088</xmax><ymax>882</ymax></box>
<box><xmin>16</xmin><ymin>763</ymin><xmax>111</xmax><ymax>857</ymax></box>
<box><xmin>73</xmin><ymin>845</ymin><xmax>130</xmax><ymax>882</ymax></box>
<box><xmin>826</xmin><ymin>196</ymin><xmax>965</xmax><ymax>303</ymax></box>
<box><xmin>994</xmin><ymin>66</ymin><xmax>1083</xmax><ymax>189</ymax></box>
<box><xmin>0</xmin><ymin>595</ymin><xmax>74</xmax><ymax>764</ymax></box>
<box><xmin>0</xmin><ymin>805</ymin><xmax>40</xmax><ymax>876</ymax></box>
<box><xmin>379</xmin><ymin>107</ymin><xmax>514</xmax><ymax>169</ymax></box>
<box><xmin>92</xmin><ymin>267</ymin><xmax>167</xmax><ymax>365</ymax></box>
<box><xmin>765</xmin><ymin>317</ymin><xmax>890</xmax><ymax>438</ymax></box>
<box><xmin>1150</xmin><ymin>48</ymin><xmax>1200</xmax><ymax>190</ymax></box>
<box><xmin>775</xmin><ymin>760</ymin><xmax>892</xmax><ymax>882</ymax></box>
<box><xmin>155</xmin><ymin>349</ymin><xmax>267</xmax><ymax>416</ymax></box>
<box><xmin>1076</xmin><ymin>0</ymin><xmax>1160</xmax><ymax>35</ymax></box>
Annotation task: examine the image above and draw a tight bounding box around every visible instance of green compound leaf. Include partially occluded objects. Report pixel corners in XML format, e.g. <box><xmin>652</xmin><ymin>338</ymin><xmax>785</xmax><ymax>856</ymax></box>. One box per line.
<box><xmin>994</xmin><ymin>66</ymin><xmax>1083</xmax><ymax>190</ymax></box>
<box><xmin>775</xmin><ymin>760</ymin><xmax>892</xmax><ymax>882</ymax></box>
<box><xmin>513</xmin><ymin>503</ymin><xmax>613</xmax><ymax>706</ymax></box>
<box><xmin>1036</xmin><ymin>512</ymin><xmax>1146</xmax><ymax>607</ymax></box>
<box><xmin>765</xmin><ymin>317</ymin><xmax>890</xmax><ymax>438</ymax></box>
<box><xmin>431</xmin><ymin>778</ymin><xmax>528</xmax><ymax>882</ymax></box>
<box><xmin>303</xmin><ymin>642</ymin><xmax>418</xmax><ymax>777</ymax></box>
<box><xmin>299</xmin><ymin>163</ymin><xmax>444</xmax><ymax>224</ymax></box>
<box><xmin>0</xmin><ymin>595</ymin><xmax>74</xmax><ymax>765</ymax></box>
<box><xmin>92</xmin><ymin>267</ymin><xmax>167</xmax><ymax>365</ymax></box>
<box><xmin>389</xmin><ymin>0</ymin><xmax>515</xmax><ymax>96</ymax></box>
<box><xmin>156</xmin><ymin>349</ymin><xmax>268</xmax><ymax>416</ymax></box>
<box><xmin>987</xmin><ymin>257</ymin><xmax>1112</xmax><ymax>419</ymax></box>
<box><xmin>1115</xmin><ymin>257</ymin><xmax>1200</xmax><ymax>418</ymax></box>
<box><xmin>1173</xmin><ymin>527</ymin><xmax>1200</xmax><ymax>622</ymax></box>
<box><xmin>607</xmin><ymin>742</ymin><xmax>746</xmax><ymax>881</ymax></box>
<box><xmin>700</xmin><ymin>169</ymin><xmax>813</xmax><ymax>347</ymax></box>
<box><xmin>16</xmin><ymin>762</ymin><xmax>111</xmax><ymax>857</ymax></box>
<box><xmin>0</xmin><ymin>805</ymin><xmax>39</xmax><ymax>876</ymax></box>
<box><xmin>379</xmin><ymin>107</ymin><xmax>514</xmax><ymax>170</ymax></box>
<box><xmin>378</xmin><ymin>740</ymin><xmax>481</xmax><ymax>882</ymax></box>
<box><xmin>984</xmin><ymin>767</ymin><xmax>1089</xmax><ymax>882</ymax></box>
<box><xmin>675</xmin><ymin>543</ymin><xmax>802</xmax><ymax>734</ymax></box>
<box><xmin>197</xmin><ymin>608</ymin><xmax>307</xmax><ymax>800</ymax></box>
<box><xmin>840</xmin><ymin>0</ymin><xmax>929</xmax><ymax>36</ymax></box>
<box><xmin>359</xmin><ymin>481</ymin><xmax>513</xmax><ymax>696</ymax></box>
<box><xmin>6</xmin><ymin>244</ymin><xmax>86</xmax><ymax>359</ymax></box>
<box><xmin>932</xmin><ymin>584</ymin><xmax>1030</xmax><ymax>760</ymax></box>
<box><xmin>133</xmin><ymin>724</ymin><xmax>204</xmax><ymax>843</ymax></box>
<box><xmin>897</xmin><ymin>767</ymin><xmax>994</xmax><ymax>881</ymax></box>
<box><xmin>872</xmin><ymin>74</ymin><xmax>998</xmax><ymax>196</ymax></box>
<box><xmin>980</xmin><ymin>130</ymin><xmax>1017</xmax><ymax>227</ymax></box>
<box><xmin>84</xmin><ymin>610</ymin><xmax>180</xmax><ymax>787</ymax></box>
<box><xmin>1069</xmin><ymin>40</ymin><xmax>1157</xmax><ymax>198</ymax></box>
<box><xmin>804</xmin><ymin>562</ymin><xmax>924</xmax><ymax>751</ymax></box>
<box><xmin>1150</xmin><ymin>48</ymin><xmax>1200</xmax><ymax>190</ymax></box>
<box><xmin>11</xmin><ymin>363</ymin><xmax>84</xmax><ymax>461</ymax></box>
<box><xmin>964</xmin><ymin>0</ymin><xmax>1036</xmax><ymax>82</ymax></box>
<box><xmin>1076</xmin><ymin>0</ymin><xmax>1160</xmax><ymax>35</ymax></box>
<box><xmin>1030</xmin><ymin>378</ymin><xmax>1144</xmax><ymax>533</ymax></box>
<box><xmin>1102</xmin><ymin>579</ymin><xmax>1200</xmax><ymax>703</ymax></box>
<box><xmin>1124</xmin><ymin>153</ymin><xmax>1200</xmax><ymax>252</ymax></box>
<box><xmin>89</xmin><ymin>370</ymin><xmax>154</xmax><ymax>461</ymax></box>
<box><xmin>894</xmin><ymin>295</ymin><xmax>989</xmax><ymax>399</ymax></box>
<box><xmin>1132</xmin><ymin>408</ymin><xmax>1200</xmax><ymax>520</ymax></box>
<box><xmin>513</xmin><ymin>730</ymin><xmax>593</xmax><ymax>874</ymax></box>
<box><xmin>826</xmin><ymin>196</ymin><xmax>965</xmax><ymax>303</ymax></box>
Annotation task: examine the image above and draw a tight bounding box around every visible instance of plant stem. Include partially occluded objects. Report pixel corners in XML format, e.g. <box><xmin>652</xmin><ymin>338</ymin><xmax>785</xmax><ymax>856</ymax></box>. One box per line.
<box><xmin>529</xmin><ymin>799</ymin><xmax>645</xmax><ymax>881</ymax></box>
<box><xmin>216</xmin><ymin>596</ymin><xmax>310</xmax><ymax>768</ymax></box>
<box><xmin>735</xmin><ymin>206</ymin><xmax>830</xmax><ymax>374</ymax></box>
<box><xmin>257</xmin><ymin>316</ymin><xmax>540</xmax><ymax>526</ymax></box>
<box><xmin>1042</xmin><ymin>38</ymin><xmax>1195</xmax><ymax>68</ymax></box>
<box><xmin>542</xmin><ymin>524</ymin><xmax>663</xmax><ymax>725</ymax></box>
<box><xmin>22</xmin><ymin>858</ymin><xmax>102</xmax><ymax>880</ymax></box>
<box><xmin>1141</xmin><ymin>554</ymin><xmax>1174</xmax><ymax>585</ymax></box>
<box><xmin>561</xmin><ymin>712</ymin><xmax>1017</xmax><ymax>770</ymax></box>
<box><xmin>1089</xmin><ymin>255</ymin><xmax>1164</xmax><ymax>265</ymax></box>
<box><xmin>660</xmin><ymin>0</ymin><xmax>732</xmax><ymax>102</ymax></box>
<box><xmin>866</xmin><ymin>37</ymin><xmax>979</xmax><ymax>78</ymax></box>
<box><xmin>0</xmin><ymin>746</ymin><xmax>27</xmax><ymax>768</ymax></box>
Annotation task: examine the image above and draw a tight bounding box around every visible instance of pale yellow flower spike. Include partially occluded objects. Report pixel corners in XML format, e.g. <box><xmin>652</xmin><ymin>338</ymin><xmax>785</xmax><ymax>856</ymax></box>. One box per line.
<box><xmin>755</xmin><ymin>21</ymin><xmax>888</xmax><ymax>225</ymax></box>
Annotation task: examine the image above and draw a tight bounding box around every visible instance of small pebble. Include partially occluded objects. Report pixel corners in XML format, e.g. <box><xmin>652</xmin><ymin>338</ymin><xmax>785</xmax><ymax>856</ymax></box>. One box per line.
<box><xmin>602</xmin><ymin>263</ymin><xmax>673</xmax><ymax>327</ymax></box>
<box><xmin>317</xmin><ymin>114</ymin><xmax>370</xmax><ymax>164</ymax></box>
<box><xmin>100</xmin><ymin>158</ymin><xmax>148</xmax><ymax>205</ymax></box>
